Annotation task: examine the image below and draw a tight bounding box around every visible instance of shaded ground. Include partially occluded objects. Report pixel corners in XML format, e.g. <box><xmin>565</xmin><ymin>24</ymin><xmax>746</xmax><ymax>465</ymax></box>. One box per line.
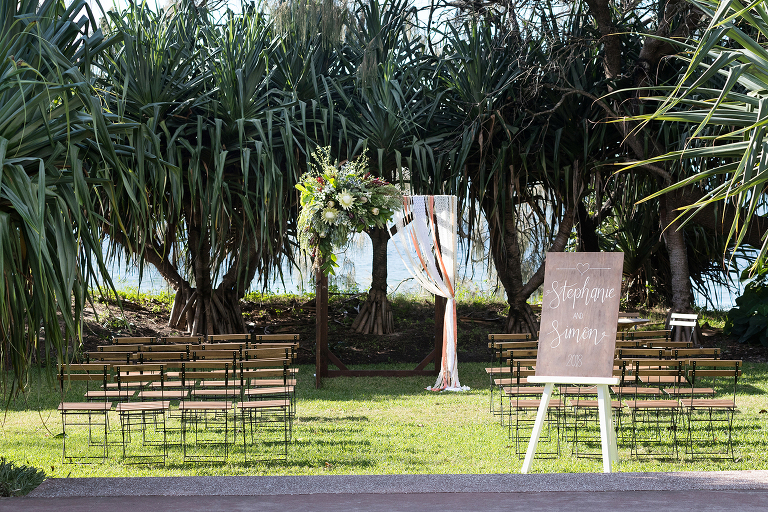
<box><xmin>79</xmin><ymin>294</ymin><xmax>768</xmax><ymax>364</ymax></box>
<box><xmin>698</xmin><ymin>326</ymin><xmax>768</xmax><ymax>363</ymax></box>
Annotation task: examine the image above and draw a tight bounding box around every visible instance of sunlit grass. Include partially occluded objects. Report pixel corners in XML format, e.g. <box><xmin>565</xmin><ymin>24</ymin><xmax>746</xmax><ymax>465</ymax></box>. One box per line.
<box><xmin>2</xmin><ymin>362</ymin><xmax>766</xmax><ymax>478</ymax></box>
<box><xmin>94</xmin><ymin>287</ymin><xmax>176</xmax><ymax>312</ymax></box>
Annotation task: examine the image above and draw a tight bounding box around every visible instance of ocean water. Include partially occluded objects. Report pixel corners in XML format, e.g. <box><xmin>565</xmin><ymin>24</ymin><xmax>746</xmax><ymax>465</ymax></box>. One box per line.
<box><xmin>101</xmin><ymin>235</ymin><xmax>741</xmax><ymax>310</ymax></box>
<box><xmin>101</xmin><ymin>233</ymin><xmax>504</xmax><ymax>300</ymax></box>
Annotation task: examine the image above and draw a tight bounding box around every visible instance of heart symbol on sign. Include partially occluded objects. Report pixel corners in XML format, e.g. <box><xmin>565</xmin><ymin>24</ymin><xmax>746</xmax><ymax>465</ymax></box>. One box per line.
<box><xmin>576</xmin><ymin>262</ymin><xmax>590</xmax><ymax>275</ymax></box>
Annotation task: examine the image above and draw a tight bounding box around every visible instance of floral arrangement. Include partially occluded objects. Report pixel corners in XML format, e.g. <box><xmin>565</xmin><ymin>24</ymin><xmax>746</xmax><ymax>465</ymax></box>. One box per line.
<box><xmin>296</xmin><ymin>147</ymin><xmax>403</xmax><ymax>274</ymax></box>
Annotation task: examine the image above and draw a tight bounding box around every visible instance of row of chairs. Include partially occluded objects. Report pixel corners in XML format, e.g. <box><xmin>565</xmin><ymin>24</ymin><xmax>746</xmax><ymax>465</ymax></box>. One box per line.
<box><xmin>57</xmin><ymin>334</ymin><xmax>299</xmax><ymax>465</ymax></box>
<box><xmin>108</xmin><ymin>333</ymin><xmax>299</xmax><ymax>344</ymax></box>
<box><xmin>486</xmin><ymin>331</ymin><xmax>712</xmax><ymax>418</ymax></box>
<box><xmin>486</xmin><ymin>333</ymin><xmax>742</xmax><ymax>461</ymax></box>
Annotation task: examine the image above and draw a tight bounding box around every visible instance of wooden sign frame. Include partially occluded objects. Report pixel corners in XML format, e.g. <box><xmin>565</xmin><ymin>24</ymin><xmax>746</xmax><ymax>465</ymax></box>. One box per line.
<box><xmin>521</xmin><ymin>252</ymin><xmax>624</xmax><ymax>473</ymax></box>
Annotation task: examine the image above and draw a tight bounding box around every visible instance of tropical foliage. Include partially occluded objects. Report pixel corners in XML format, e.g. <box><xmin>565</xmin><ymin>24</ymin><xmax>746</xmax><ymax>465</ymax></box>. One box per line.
<box><xmin>96</xmin><ymin>1</ymin><xmax>302</xmax><ymax>334</ymax></box>
<box><xmin>629</xmin><ymin>0</ymin><xmax>768</xmax><ymax>273</ymax></box>
<box><xmin>725</xmin><ymin>273</ymin><xmax>768</xmax><ymax>346</ymax></box>
<box><xmin>0</xmin><ymin>0</ymin><xmax>122</xmax><ymax>392</ymax></box>
<box><xmin>8</xmin><ymin>0</ymin><xmax>768</xmax><ymax>387</ymax></box>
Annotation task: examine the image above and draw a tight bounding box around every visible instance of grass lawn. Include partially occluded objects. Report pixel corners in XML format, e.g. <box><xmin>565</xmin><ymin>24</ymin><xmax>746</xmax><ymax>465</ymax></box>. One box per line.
<box><xmin>2</xmin><ymin>362</ymin><xmax>767</xmax><ymax>478</ymax></box>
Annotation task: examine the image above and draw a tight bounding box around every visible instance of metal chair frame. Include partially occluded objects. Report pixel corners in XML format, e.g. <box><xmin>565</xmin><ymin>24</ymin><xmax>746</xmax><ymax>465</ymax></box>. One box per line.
<box><xmin>58</xmin><ymin>401</ymin><xmax>112</xmax><ymax>463</ymax></box>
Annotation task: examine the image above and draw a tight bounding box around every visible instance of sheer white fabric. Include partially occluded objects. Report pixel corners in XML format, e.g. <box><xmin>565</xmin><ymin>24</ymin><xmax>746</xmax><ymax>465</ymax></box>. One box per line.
<box><xmin>389</xmin><ymin>195</ymin><xmax>468</xmax><ymax>391</ymax></box>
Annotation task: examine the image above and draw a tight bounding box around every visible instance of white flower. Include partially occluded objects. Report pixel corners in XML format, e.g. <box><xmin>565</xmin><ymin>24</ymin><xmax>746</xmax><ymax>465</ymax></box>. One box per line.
<box><xmin>327</xmin><ymin>200</ymin><xmax>335</xmax><ymax>207</ymax></box>
<box><xmin>322</xmin><ymin>207</ymin><xmax>339</xmax><ymax>224</ymax></box>
<box><xmin>360</xmin><ymin>196</ymin><xmax>368</xmax><ymax>203</ymax></box>
<box><xmin>371</xmin><ymin>207</ymin><xmax>380</xmax><ymax>215</ymax></box>
<box><xmin>338</xmin><ymin>189</ymin><xmax>355</xmax><ymax>209</ymax></box>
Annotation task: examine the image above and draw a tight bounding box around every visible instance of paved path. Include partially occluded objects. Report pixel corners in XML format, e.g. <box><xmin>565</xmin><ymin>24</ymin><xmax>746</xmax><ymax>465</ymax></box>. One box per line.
<box><xmin>8</xmin><ymin>471</ymin><xmax>768</xmax><ymax>511</ymax></box>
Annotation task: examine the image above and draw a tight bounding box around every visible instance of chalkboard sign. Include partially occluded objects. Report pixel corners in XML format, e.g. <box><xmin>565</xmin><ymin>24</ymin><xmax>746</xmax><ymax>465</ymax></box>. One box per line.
<box><xmin>535</xmin><ymin>252</ymin><xmax>624</xmax><ymax>379</ymax></box>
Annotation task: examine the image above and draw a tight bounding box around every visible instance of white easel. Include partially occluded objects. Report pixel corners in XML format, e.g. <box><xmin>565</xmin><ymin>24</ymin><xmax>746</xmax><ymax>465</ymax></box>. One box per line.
<box><xmin>521</xmin><ymin>376</ymin><xmax>620</xmax><ymax>474</ymax></box>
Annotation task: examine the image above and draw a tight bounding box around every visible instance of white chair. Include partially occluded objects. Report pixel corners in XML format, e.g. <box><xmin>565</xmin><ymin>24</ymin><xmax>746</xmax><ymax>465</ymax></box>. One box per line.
<box><xmin>670</xmin><ymin>313</ymin><xmax>699</xmax><ymax>345</ymax></box>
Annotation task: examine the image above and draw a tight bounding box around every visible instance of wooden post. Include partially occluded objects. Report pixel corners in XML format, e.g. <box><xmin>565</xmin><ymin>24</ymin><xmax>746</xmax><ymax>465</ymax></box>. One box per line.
<box><xmin>434</xmin><ymin>295</ymin><xmax>446</xmax><ymax>375</ymax></box>
<box><xmin>315</xmin><ymin>266</ymin><xmax>328</xmax><ymax>388</ymax></box>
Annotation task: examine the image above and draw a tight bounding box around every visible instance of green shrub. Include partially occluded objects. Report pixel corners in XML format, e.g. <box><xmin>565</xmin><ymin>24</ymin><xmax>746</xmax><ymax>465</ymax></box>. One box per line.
<box><xmin>0</xmin><ymin>458</ymin><xmax>45</xmax><ymax>497</ymax></box>
<box><xmin>725</xmin><ymin>278</ymin><xmax>768</xmax><ymax>346</ymax></box>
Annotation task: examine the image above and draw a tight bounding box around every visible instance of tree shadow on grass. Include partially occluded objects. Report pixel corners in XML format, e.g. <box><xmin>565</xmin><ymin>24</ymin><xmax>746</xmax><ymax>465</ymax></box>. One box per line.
<box><xmin>299</xmin><ymin>415</ymin><xmax>370</xmax><ymax>422</ymax></box>
<box><xmin>736</xmin><ymin>383</ymin><xmax>766</xmax><ymax>395</ymax></box>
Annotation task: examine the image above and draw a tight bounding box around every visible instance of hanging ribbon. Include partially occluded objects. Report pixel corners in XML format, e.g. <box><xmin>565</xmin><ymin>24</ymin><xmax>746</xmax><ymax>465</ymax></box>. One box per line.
<box><xmin>389</xmin><ymin>195</ymin><xmax>468</xmax><ymax>391</ymax></box>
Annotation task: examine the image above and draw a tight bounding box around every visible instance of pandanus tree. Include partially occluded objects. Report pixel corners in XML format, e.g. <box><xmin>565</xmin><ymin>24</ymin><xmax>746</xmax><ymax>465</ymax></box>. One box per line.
<box><xmin>97</xmin><ymin>2</ymin><xmax>300</xmax><ymax>335</ymax></box>
<box><xmin>333</xmin><ymin>0</ymin><xmax>440</xmax><ymax>334</ymax></box>
<box><xmin>437</xmin><ymin>0</ymin><xmax>722</xmax><ymax>329</ymax></box>
<box><xmin>431</xmin><ymin>8</ymin><xmax>612</xmax><ymax>334</ymax></box>
<box><xmin>0</xmin><ymin>0</ymin><xmax>122</xmax><ymax>389</ymax></box>
<box><xmin>570</xmin><ymin>0</ymin><xmax>707</xmax><ymax>321</ymax></box>
<box><xmin>270</xmin><ymin>0</ymin><xmax>349</xmax><ymax>155</ymax></box>
<box><xmin>603</xmin><ymin>130</ymin><xmax>738</xmax><ymax>310</ymax></box>
<box><xmin>627</xmin><ymin>0</ymin><xmax>768</xmax><ymax>276</ymax></box>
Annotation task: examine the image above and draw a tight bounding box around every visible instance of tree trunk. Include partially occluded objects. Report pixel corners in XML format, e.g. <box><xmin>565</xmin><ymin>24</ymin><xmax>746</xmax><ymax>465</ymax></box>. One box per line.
<box><xmin>482</xmin><ymin>162</ymin><xmax>577</xmax><ymax>335</ymax></box>
<box><xmin>160</xmin><ymin>200</ymin><xmax>248</xmax><ymax>335</ymax></box>
<box><xmin>660</xmin><ymin>192</ymin><xmax>698</xmax><ymax>342</ymax></box>
<box><xmin>352</xmin><ymin>226</ymin><xmax>394</xmax><ymax>334</ymax></box>
<box><xmin>483</xmin><ymin>193</ymin><xmax>537</xmax><ymax>334</ymax></box>
<box><xmin>576</xmin><ymin>197</ymin><xmax>601</xmax><ymax>253</ymax></box>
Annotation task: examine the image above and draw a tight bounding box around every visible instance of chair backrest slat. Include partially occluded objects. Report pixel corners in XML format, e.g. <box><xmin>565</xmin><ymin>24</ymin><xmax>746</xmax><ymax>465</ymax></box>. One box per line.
<box><xmin>671</xmin><ymin>313</ymin><xmax>699</xmax><ymax>320</ymax></box>
<box><xmin>113</xmin><ymin>336</ymin><xmax>155</xmax><ymax>345</ymax></box>
<box><xmin>207</xmin><ymin>333</ymin><xmax>250</xmax><ymax>343</ymax></box>
<box><xmin>251</xmin><ymin>334</ymin><xmax>300</xmax><ymax>342</ymax></box>
<box><xmin>160</xmin><ymin>336</ymin><xmax>203</xmax><ymax>345</ymax></box>
<box><xmin>670</xmin><ymin>319</ymin><xmax>697</xmax><ymax>327</ymax></box>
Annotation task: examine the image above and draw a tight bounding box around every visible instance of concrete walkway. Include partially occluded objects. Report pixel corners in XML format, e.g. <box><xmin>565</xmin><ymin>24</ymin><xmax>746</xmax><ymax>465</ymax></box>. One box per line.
<box><xmin>9</xmin><ymin>471</ymin><xmax>768</xmax><ymax>512</ymax></box>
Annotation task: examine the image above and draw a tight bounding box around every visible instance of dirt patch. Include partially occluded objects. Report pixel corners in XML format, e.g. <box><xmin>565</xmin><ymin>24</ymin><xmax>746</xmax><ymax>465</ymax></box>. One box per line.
<box><xmin>697</xmin><ymin>325</ymin><xmax>768</xmax><ymax>363</ymax></box>
<box><xmin>80</xmin><ymin>294</ymin><xmax>507</xmax><ymax>364</ymax></box>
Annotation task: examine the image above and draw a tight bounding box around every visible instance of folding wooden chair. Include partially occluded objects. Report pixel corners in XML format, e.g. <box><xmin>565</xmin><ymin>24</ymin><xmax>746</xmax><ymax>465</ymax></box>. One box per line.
<box><xmin>240</xmin><ymin>359</ymin><xmax>296</xmax><ymax>420</ymax></box>
<box><xmin>486</xmin><ymin>333</ymin><xmax>537</xmax><ymax>416</ymax></box>
<box><xmin>130</xmin><ymin>363</ymin><xmax>189</xmax><ymax>402</ymax></box>
<box><xmin>179</xmin><ymin>400</ymin><xmax>233</xmax><ymax>463</ymax></box>
<box><xmin>502</xmin><ymin>363</ymin><xmax>563</xmax><ymax>458</ymax></box>
<box><xmin>115</xmin><ymin>400</ymin><xmax>170</xmax><ymax>464</ymax></box>
<box><xmin>682</xmin><ymin>359</ymin><xmax>742</xmax><ymax>460</ymax></box>
<box><xmin>59</xmin><ymin>363</ymin><xmax>134</xmax><ymax>402</ymax></box>
<box><xmin>610</xmin><ymin>359</ymin><xmax>664</xmax><ymax>443</ymax></box>
<box><xmin>623</xmin><ymin>360</ymin><xmax>685</xmax><ymax>460</ymax></box>
<box><xmin>186</xmin><ymin>359</ymin><xmax>240</xmax><ymax>401</ymax></box>
<box><xmin>568</xmin><ymin>390</ymin><xmax>622</xmax><ymax>458</ymax></box>
<box><xmin>237</xmin><ymin>398</ymin><xmax>291</xmax><ymax>462</ymax></box>
<box><xmin>498</xmin><ymin>349</ymin><xmax>539</xmax><ymax>420</ymax></box>
<box><xmin>58</xmin><ymin>401</ymin><xmax>112</xmax><ymax>463</ymax></box>
<box><xmin>115</xmin><ymin>364</ymin><xmax>180</xmax><ymax>454</ymax></box>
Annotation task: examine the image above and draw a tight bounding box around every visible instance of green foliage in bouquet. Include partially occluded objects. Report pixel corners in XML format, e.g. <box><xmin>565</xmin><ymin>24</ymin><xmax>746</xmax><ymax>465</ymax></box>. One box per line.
<box><xmin>296</xmin><ymin>148</ymin><xmax>403</xmax><ymax>274</ymax></box>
